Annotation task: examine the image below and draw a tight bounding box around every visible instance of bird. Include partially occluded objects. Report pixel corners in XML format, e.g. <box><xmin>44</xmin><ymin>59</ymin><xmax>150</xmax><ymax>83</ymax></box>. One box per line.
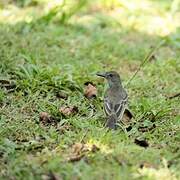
<box><xmin>97</xmin><ymin>71</ymin><xmax>128</xmax><ymax>130</ymax></box>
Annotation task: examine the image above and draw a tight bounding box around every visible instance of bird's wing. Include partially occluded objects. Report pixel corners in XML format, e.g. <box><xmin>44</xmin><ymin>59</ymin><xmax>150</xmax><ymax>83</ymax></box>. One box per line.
<box><xmin>104</xmin><ymin>97</ymin><xmax>113</xmax><ymax>116</ymax></box>
<box><xmin>114</xmin><ymin>97</ymin><xmax>127</xmax><ymax>120</ymax></box>
<box><xmin>104</xmin><ymin>93</ymin><xmax>128</xmax><ymax>120</ymax></box>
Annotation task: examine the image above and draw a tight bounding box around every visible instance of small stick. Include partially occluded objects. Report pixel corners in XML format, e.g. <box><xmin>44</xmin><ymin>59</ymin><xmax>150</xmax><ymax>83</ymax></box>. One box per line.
<box><xmin>80</xmin><ymin>129</ymin><xmax>89</xmax><ymax>143</ymax></box>
<box><xmin>125</xmin><ymin>40</ymin><xmax>165</xmax><ymax>87</ymax></box>
<box><xmin>168</xmin><ymin>92</ymin><xmax>180</xmax><ymax>99</ymax></box>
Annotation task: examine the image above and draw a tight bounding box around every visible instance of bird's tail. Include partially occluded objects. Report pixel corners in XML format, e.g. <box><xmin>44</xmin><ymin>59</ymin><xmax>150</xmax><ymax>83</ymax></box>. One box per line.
<box><xmin>106</xmin><ymin>114</ymin><xmax>117</xmax><ymax>130</ymax></box>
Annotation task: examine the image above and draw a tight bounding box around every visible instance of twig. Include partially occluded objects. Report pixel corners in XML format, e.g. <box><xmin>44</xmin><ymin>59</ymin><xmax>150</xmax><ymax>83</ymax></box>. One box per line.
<box><xmin>80</xmin><ymin>129</ymin><xmax>89</xmax><ymax>143</ymax></box>
<box><xmin>168</xmin><ymin>92</ymin><xmax>180</xmax><ymax>99</ymax></box>
<box><xmin>125</xmin><ymin>40</ymin><xmax>165</xmax><ymax>87</ymax></box>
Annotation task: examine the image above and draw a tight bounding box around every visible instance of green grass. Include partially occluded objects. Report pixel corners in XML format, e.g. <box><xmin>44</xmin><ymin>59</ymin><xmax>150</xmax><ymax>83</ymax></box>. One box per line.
<box><xmin>0</xmin><ymin>0</ymin><xmax>180</xmax><ymax>179</ymax></box>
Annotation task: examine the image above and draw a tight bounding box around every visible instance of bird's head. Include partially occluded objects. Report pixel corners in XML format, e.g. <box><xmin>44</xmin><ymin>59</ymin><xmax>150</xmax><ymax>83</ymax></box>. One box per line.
<box><xmin>96</xmin><ymin>71</ymin><xmax>121</xmax><ymax>87</ymax></box>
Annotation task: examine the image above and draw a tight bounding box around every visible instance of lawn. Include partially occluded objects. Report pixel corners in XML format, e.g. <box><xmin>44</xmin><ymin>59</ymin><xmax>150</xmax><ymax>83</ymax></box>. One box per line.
<box><xmin>0</xmin><ymin>0</ymin><xmax>180</xmax><ymax>179</ymax></box>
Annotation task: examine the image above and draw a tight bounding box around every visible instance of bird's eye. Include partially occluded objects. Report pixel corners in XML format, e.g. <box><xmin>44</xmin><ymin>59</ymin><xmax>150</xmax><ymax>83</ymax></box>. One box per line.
<box><xmin>109</xmin><ymin>74</ymin><xmax>113</xmax><ymax>77</ymax></box>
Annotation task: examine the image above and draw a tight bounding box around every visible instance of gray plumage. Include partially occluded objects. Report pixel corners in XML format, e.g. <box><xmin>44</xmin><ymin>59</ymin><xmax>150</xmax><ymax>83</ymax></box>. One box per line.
<box><xmin>97</xmin><ymin>71</ymin><xmax>128</xmax><ymax>130</ymax></box>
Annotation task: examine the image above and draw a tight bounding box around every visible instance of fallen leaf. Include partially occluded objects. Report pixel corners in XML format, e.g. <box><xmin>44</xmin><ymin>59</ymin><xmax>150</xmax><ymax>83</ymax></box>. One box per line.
<box><xmin>67</xmin><ymin>143</ymin><xmax>88</xmax><ymax>162</ymax></box>
<box><xmin>39</xmin><ymin>112</ymin><xmax>51</xmax><ymax>122</ymax></box>
<box><xmin>57</xmin><ymin>124</ymin><xmax>72</xmax><ymax>134</ymax></box>
<box><xmin>167</xmin><ymin>92</ymin><xmax>180</xmax><ymax>99</ymax></box>
<box><xmin>84</xmin><ymin>82</ymin><xmax>97</xmax><ymax>99</ymax></box>
<box><xmin>134</xmin><ymin>139</ymin><xmax>149</xmax><ymax>148</ymax></box>
<box><xmin>72</xmin><ymin>143</ymin><xmax>89</xmax><ymax>155</ymax></box>
<box><xmin>59</xmin><ymin>106</ymin><xmax>78</xmax><ymax>116</ymax></box>
<box><xmin>67</xmin><ymin>154</ymin><xmax>85</xmax><ymax>162</ymax></box>
<box><xmin>122</xmin><ymin>109</ymin><xmax>133</xmax><ymax>125</ymax></box>
<box><xmin>39</xmin><ymin>112</ymin><xmax>56</xmax><ymax>125</ymax></box>
<box><xmin>124</xmin><ymin>109</ymin><xmax>133</xmax><ymax>118</ymax></box>
<box><xmin>71</xmin><ymin>143</ymin><xmax>99</xmax><ymax>154</ymax></box>
<box><xmin>138</xmin><ymin>124</ymin><xmax>156</xmax><ymax>132</ymax></box>
<box><xmin>67</xmin><ymin>143</ymin><xmax>100</xmax><ymax>162</ymax></box>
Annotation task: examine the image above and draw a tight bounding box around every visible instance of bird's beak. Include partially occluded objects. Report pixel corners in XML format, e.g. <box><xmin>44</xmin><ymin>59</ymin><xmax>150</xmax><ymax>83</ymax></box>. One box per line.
<box><xmin>96</xmin><ymin>72</ymin><xmax>106</xmax><ymax>78</ymax></box>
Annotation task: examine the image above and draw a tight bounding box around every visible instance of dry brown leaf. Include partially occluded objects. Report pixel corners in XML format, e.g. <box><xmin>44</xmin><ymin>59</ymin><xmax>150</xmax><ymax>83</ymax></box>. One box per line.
<box><xmin>71</xmin><ymin>143</ymin><xmax>100</xmax><ymax>154</ymax></box>
<box><xmin>39</xmin><ymin>112</ymin><xmax>56</xmax><ymax>125</ymax></box>
<box><xmin>72</xmin><ymin>143</ymin><xmax>89</xmax><ymax>155</ymax></box>
<box><xmin>67</xmin><ymin>154</ymin><xmax>85</xmax><ymax>162</ymax></box>
<box><xmin>122</xmin><ymin>109</ymin><xmax>133</xmax><ymax>125</ymax></box>
<box><xmin>167</xmin><ymin>92</ymin><xmax>180</xmax><ymax>99</ymax></box>
<box><xmin>84</xmin><ymin>82</ymin><xmax>97</xmax><ymax>99</ymax></box>
<box><xmin>138</xmin><ymin>124</ymin><xmax>156</xmax><ymax>132</ymax></box>
<box><xmin>57</xmin><ymin>124</ymin><xmax>72</xmax><ymax>134</ymax></box>
<box><xmin>59</xmin><ymin>106</ymin><xmax>78</xmax><ymax>116</ymax></box>
<box><xmin>67</xmin><ymin>143</ymin><xmax>100</xmax><ymax>162</ymax></box>
<box><xmin>39</xmin><ymin>112</ymin><xmax>51</xmax><ymax>123</ymax></box>
<box><xmin>67</xmin><ymin>143</ymin><xmax>88</xmax><ymax>162</ymax></box>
